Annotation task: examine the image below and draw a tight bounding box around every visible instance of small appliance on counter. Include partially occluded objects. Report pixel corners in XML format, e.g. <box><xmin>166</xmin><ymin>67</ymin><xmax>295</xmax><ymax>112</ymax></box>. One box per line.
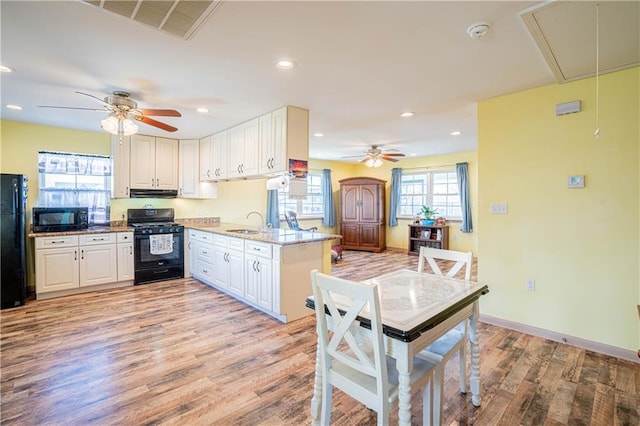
<box><xmin>32</xmin><ymin>207</ymin><xmax>89</xmax><ymax>233</ymax></box>
<box><xmin>1</xmin><ymin>173</ymin><xmax>28</xmax><ymax>308</ymax></box>
<box><xmin>127</xmin><ymin>208</ymin><xmax>184</xmax><ymax>285</ymax></box>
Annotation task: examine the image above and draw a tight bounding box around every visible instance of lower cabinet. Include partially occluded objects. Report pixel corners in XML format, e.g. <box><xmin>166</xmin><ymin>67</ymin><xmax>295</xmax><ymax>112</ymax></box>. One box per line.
<box><xmin>35</xmin><ymin>232</ymin><xmax>134</xmax><ymax>299</ymax></box>
<box><xmin>186</xmin><ymin>228</ymin><xmax>323</xmax><ymax>323</ymax></box>
<box><xmin>244</xmin><ymin>241</ymin><xmax>273</xmax><ymax>311</ymax></box>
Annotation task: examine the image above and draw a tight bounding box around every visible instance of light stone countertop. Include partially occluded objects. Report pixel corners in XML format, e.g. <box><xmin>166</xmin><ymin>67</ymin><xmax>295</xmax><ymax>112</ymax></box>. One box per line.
<box><xmin>184</xmin><ymin>222</ymin><xmax>341</xmax><ymax>246</ymax></box>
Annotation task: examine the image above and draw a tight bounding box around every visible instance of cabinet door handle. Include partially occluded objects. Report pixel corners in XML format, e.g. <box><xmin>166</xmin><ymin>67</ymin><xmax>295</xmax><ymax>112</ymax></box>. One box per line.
<box><xmin>156</xmin><ymin>178</ymin><xmax>159</xmax><ymax>187</ymax></box>
<box><xmin>256</xmin><ymin>261</ymin><xmax>260</xmax><ymax>273</ymax></box>
<box><xmin>51</xmin><ymin>240</ymin><xmax>66</xmax><ymax>244</ymax></box>
<box><xmin>74</xmin><ymin>250</ymin><xmax>77</xmax><ymax>261</ymax></box>
<box><xmin>126</xmin><ymin>186</ymin><xmax>129</xmax><ymax>196</ymax></box>
<box><xmin>151</xmin><ymin>179</ymin><xmax>155</xmax><ymax>187</ymax></box>
<box><xmin>81</xmin><ymin>249</ymin><xmax>84</xmax><ymax>260</ymax></box>
<box><xmin>252</xmin><ymin>260</ymin><xmax>257</xmax><ymax>272</ymax></box>
<box><xmin>207</xmin><ymin>170</ymin><xmax>211</xmax><ymax>178</ymax></box>
<box><xmin>129</xmin><ymin>247</ymin><xmax>132</xmax><ymax>255</ymax></box>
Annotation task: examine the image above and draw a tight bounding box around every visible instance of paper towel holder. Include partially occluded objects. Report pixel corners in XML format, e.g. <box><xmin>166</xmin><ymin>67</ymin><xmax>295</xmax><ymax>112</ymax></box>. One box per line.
<box><xmin>266</xmin><ymin>174</ymin><xmax>291</xmax><ymax>190</ymax></box>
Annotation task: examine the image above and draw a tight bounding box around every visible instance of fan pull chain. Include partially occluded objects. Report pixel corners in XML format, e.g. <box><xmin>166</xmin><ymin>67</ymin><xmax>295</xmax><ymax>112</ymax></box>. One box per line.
<box><xmin>594</xmin><ymin>3</ymin><xmax>600</xmax><ymax>139</ymax></box>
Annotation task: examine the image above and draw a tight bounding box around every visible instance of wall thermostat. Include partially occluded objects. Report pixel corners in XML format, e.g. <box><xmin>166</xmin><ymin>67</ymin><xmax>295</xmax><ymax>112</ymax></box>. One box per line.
<box><xmin>567</xmin><ymin>175</ymin><xmax>585</xmax><ymax>188</ymax></box>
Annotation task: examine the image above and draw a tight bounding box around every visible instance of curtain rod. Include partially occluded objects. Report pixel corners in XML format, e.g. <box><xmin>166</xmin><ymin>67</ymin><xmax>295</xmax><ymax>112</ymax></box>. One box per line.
<box><xmin>400</xmin><ymin>163</ymin><xmax>457</xmax><ymax>171</ymax></box>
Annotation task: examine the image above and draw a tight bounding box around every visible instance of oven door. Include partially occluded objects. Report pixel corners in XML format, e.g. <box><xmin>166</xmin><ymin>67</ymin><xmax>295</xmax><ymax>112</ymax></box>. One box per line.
<box><xmin>134</xmin><ymin>232</ymin><xmax>184</xmax><ymax>284</ymax></box>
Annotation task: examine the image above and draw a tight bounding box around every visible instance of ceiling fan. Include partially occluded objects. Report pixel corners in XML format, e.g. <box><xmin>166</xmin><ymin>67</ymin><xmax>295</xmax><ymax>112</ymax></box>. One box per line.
<box><xmin>343</xmin><ymin>145</ymin><xmax>406</xmax><ymax>167</ymax></box>
<box><xmin>39</xmin><ymin>91</ymin><xmax>181</xmax><ymax>135</ymax></box>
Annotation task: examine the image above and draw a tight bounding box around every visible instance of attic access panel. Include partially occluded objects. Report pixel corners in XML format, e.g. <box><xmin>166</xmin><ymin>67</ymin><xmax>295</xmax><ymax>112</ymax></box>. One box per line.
<box><xmin>520</xmin><ymin>1</ymin><xmax>640</xmax><ymax>83</ymax></box>
<box><xmin>80</xmin><ymin>0</ymin><xmax>221</xmax><ymax>40</ymax></box>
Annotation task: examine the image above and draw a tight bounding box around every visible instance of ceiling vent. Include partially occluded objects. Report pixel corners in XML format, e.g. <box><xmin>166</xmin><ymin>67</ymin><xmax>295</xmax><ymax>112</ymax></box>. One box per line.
<box><xmin>80</xmin><ymin>0</ymin><xmax>222</xmax><ymax>40</ymax></box>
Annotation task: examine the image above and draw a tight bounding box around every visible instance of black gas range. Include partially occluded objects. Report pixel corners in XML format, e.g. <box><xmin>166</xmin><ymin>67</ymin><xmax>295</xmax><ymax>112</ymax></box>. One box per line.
<box><xmin>127</xmin><ymin>208</ymin><xmax>184</xmax><ymax>285</ymax></box>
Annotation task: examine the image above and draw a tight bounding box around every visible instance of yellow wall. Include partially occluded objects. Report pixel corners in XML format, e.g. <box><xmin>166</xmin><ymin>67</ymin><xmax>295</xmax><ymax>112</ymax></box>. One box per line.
<box><xmin>478</xmin><ymin>67</ymin><xmax>639</xmax><ymax>352</ymax></box>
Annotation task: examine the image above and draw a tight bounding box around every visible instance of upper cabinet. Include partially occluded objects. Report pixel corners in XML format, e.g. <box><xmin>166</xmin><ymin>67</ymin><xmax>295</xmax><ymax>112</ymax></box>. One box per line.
<box><xmin>111</xmin><ymin>135</ymin><xmax>130</xmax><ymax>198</ymax></box>
<box><xmin>259</xmin><ymin>106</ymin><xmax>309</xmax><ymax>175</ymax></box>
<box><xmin>227</xmin><ymin>118</ymin><xmax>259</xmax><ymax>179</ymax></box>
<box><xmin>180</xmin><ymin>139</ymin><xmax>217</xmax><ymax>199</ymax></box>
<box><xmin>130</xmin><ymin>135</ymin><xmax>178</xmax><ymax>190</ymax></box>
<box><xmin>200</xmin><ymin>131</ymin><xmax>228</xmax><ymax>181</ymax></box>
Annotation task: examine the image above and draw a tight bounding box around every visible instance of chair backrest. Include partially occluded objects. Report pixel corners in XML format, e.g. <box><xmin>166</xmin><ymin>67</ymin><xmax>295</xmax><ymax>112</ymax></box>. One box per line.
<box><xmin>310</xmin><ymin>269</ymin><xmax>389</xmax><ymax>409</ymax></box>
<box><xmin>284</xmin><ymin>210</ymin><xmax>302</xmax><ymax>231</ymax></box>
<box><xmin>418</xmin><ymin>247</ymin><xmax>473</xmax><ymax>281</ymax></box>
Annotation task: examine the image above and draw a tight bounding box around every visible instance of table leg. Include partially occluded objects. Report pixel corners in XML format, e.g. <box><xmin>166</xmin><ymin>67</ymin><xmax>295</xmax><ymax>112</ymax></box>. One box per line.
<box><xmin>310</xmin><ymin>338</ymin><xmax>322</xmax><ymax>425</ymax></box>
<box><xmin>469</xmin><ymin>301</ymin><xmax>482</xmax><ymax>407</ymax></box>
<box><xmin>396</xmin><ymin>353</ymin><xmax>412</xmax><ymax>426</ymax></box>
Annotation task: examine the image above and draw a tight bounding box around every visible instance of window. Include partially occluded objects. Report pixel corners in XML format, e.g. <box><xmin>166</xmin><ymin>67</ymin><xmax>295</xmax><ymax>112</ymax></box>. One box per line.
<box><xmin>278</xmin><ymin>173</ymin><xmax>323</xmax><ymax>218</ymax></box>
<box><xmin>37</xmin><ymin>151</ymin><xmax>111</xmax><ymax>225</ymax></box>
<box><xmin>399</xmin><ymin>169</ymin><xmax>461</xmax><ymax>219</ymax></box>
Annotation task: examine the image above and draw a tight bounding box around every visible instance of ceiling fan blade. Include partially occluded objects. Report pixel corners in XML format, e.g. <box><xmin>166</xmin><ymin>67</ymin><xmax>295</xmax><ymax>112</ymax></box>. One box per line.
<box><xmin>342</xmin><ymin>154</ymin><xmax>368</xmax><ymax>159</ymax></box>
<box><xmin>75</xmin><ymin>91</ymin><xmax>110</xmax><ymax>107</ymax></box>
<box><xmin>138</xmin><ymin>109</ymin><xmax>182</xmax><ymax>117</ymax></box>
<box><xmin>38</xmin><ymin>105</ymin><xmax>108</xmax><ymax>112</ymax></box>
<box><xmin>136</xmin><ymin>116</ymin><xmax>178</xmax><ymax>132</ymax></box>
<box><xmin>381</xmin><ymin>153</ymin><xmax>405</xmax><ymax>157</ymax></box>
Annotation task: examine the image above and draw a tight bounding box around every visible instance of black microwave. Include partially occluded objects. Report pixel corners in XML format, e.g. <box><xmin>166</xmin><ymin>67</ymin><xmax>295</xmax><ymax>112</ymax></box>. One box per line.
<box><xmin>32</xmin><ymin>207</ymin><xmax>89</xmax><ymax>233</ymax></box>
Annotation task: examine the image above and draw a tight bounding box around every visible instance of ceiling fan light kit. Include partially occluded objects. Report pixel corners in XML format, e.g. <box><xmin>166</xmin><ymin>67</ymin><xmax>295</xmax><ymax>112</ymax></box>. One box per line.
<box><xmin>39</xmin><ymin>90</ymin><xmax>181</xmax><ymax>136</ymax></box>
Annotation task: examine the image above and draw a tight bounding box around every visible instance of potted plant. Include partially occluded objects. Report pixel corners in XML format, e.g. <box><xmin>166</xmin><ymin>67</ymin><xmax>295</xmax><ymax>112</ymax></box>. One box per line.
<box><xmin>418</xmin><ymin>205</ymin><xmax>439</xmax><ymax>225</ymax></box>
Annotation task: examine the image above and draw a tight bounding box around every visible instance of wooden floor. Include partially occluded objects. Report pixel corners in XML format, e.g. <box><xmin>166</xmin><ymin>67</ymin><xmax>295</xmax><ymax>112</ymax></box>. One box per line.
<box><xmin>1</xmin><ymin>250</ymin><xmax>638</xmax><ymax>425</ymax></box>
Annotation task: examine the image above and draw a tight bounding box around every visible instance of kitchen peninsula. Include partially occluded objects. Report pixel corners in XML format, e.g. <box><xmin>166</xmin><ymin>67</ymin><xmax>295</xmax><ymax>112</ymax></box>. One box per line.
<box><xmin>184</xmin><ymin>219</ymin><xmax>339</xmax><ymax>323</ymax></box>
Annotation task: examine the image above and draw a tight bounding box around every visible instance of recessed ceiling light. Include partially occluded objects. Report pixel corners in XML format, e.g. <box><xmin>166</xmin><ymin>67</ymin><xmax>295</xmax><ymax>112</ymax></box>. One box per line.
<box><xmin>276</xmin><ymin>60</ymin><xmax>296</xmax><ymax>70</ymax></box>
<box><xmin>400</xmin><ymin>112</ymin><xmax>415</xmax><ymax>118</ymax></box>
<box><xmin>313</xmin><ymin>132</ymin><xmax>324</xmax><ymax>137</ymax></box>
<box><xmin>450</xmin><ymin>131</ymin><xmax>461</xmax><ymax>136</ymax></box>
<box><xmin>6</xmin><ymin>104</ymin><xmax>22</xmax><ymax>110</ymax></box>
<box><xmin>197</xmin><ymin>108</ymin><xmax>209</xmax><ymax>113</ymax></box>
<box><xmin>0</xmin><ymin>65</ymin><xmax>13</xmax><ymax>73</ymax></box>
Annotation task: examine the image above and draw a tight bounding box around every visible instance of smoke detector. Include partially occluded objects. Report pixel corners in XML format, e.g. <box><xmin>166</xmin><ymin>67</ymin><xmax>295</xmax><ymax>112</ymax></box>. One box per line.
<box><xmin>467</xmin><ymin>22</ymin><xmax>491</xmax><ymax>39</ymax></box>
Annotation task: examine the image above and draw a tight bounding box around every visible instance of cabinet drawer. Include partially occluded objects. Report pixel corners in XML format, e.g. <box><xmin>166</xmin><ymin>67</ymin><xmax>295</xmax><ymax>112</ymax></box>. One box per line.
<box><xmin>117</xmin><ymin>232</ymin><xmax>134</xmax><ymax>243</ymax></box>
<box><xmin>35</xmin><ymin>235</ymin><xmax>79</xmax><ymax>249</ymax></box>
<box><xmin>228</xmin><ymin>237</ymin><xmax>244</xmax><ymax>251</ymax></box>
<box><xmin>246</xmin><ymin>241</ymin><xmax>272</xmax><ymax>259</ymax></box>
<box><xmin>191</xmin><ymin>230</ymin><xmax>213</xmax><ymax>244</ymax></box>
<box><xmin>79</xmin><ymin>233</ymin><xmax>117</xmax><ymax>246</ymax></box>
<box><xmin>196</xmin><ymin>245</ymin><xmax>214</xmax><ymax>262</ymax></box>
<box><xmin>213</xmin><ymin>234</ymin><xmax>228</xmax><ymax>246</ymax></box>
<box><xmin>195</xmin><ymin>260</ymin><xmax>215</xmax><ymax>282</ymax></box>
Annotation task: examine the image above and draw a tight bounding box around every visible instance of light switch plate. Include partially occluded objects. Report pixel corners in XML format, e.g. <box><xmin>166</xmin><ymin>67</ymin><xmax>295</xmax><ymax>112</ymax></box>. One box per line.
<box><xmin>568</xmin><ymin>175</ymin><xmax>585</xmax><ymax>188</ymax></box>
<box><xmin>490</xmin><ymin>203</ymin><xmax>508</xmax><ymax>215</ymax></box>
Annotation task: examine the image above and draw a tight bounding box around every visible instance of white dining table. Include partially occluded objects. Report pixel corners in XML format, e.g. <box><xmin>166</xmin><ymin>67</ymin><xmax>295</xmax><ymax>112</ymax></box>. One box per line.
<box><xmin>306</xmin><ymin>269</ymin><xmax>489</xmax><ymax>426</ymax></box>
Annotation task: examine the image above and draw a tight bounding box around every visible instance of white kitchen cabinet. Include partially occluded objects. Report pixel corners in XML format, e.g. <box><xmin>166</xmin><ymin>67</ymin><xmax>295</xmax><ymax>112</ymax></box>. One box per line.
<box><xmin>244</xmin><ymin>241</ymin><xmax>274</xmax><ymax>311</ymax></box>
<box><xmin>79</xmin><ymin>234</ymin><xmax>118</xmax><ymax>287</ymax></box>
<box><xmin>35</xmin><ymin>235</ymin><xmax>79</xmax><ymax>293</ymax></box>
<box><xmin>130</xmin><ymin>135</ymin><xmax>178</xmax><ymax>190</ymax></box>
<box><xmin>35</xmin><ymin>233</ymin><xmax>132</xmax><ymax>299</ymax></box>
<box><xmin>111</xmin><ymin>134</ymin><xmax>131</xmax><ymax>198</ymax></box>
<box><xmin>227</xmin><ymin>118</ymin><xmax>259</xmax><ymax>178</ymax></box>
<box><xmin>212</xmin><ymin>235</ymin><xmax>244</xmax><ymax>295</ymax></box>
<box><xmin>189</xmin><ymin>230</ymin><xmax>215</xmax><ymax>284</ymax></box>
<box><xmin>117</xmin><ymin>232</ymin><xmax>134</xmax><ymax>282</ymax></box>
<box><xmin>199</xmin><ymin>135</ymin><xmax>213</xmax><ymax>181</ymax></box>
<box><xmin>258</xmin><ymin>106</ymin><xmax>309</xmax><ymax>175</ymax></box>
<box><xmin>211</xmin><ymin>131</ymin><xmax>227</xmax><ymax>180</ymax></box>
<box><xmin>179</xmin><ymin>139</ymin><xmax>217</xmax><ymax>199</ymax></box>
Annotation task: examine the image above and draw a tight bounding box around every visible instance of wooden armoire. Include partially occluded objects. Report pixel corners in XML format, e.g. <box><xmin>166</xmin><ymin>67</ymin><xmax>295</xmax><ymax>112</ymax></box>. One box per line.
<box><xmin>339</xmin><ymin>177</ymin><xmax>386</xmax><ymax>252</ymax></box>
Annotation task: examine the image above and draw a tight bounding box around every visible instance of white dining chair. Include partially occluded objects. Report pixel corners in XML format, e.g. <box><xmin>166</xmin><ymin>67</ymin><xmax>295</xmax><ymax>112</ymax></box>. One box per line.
<box><xmin>416</xmin><ymin>246</ymin><xmax>473</xmax><ymax>425</ymax></box>
<box><xmin>310</xmin><ymin>269</ymin><xmax>436</xmax><ymax>426</ymax></box>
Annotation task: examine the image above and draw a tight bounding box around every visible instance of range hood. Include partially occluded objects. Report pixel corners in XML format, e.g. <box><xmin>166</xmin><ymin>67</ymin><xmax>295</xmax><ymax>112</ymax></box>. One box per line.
<box><xmin>129</xmin><ymin>188</ymin><xmax>178</xmax><ymax>198</ymax></box>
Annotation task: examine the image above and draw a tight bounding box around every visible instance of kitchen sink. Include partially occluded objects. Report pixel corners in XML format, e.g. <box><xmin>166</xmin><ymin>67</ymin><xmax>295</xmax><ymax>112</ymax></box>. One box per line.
<box><xmin>226</xmin><ymin>229</ymin><xmax>259</xmax><ymax>234</ymax></box>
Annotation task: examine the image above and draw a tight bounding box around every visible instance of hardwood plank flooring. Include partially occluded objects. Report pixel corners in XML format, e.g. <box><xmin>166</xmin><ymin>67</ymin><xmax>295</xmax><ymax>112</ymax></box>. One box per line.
<box><xmin>1</xmin><ymin>249</ymin><xmax>638</xmax><ymax>425</ymax></box>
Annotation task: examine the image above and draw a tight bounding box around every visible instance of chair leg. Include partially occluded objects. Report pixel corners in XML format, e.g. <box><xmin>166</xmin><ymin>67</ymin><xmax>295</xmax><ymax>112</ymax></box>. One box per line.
<box><xmin>422</xmin><ymin>371</ymin><xmax>434</xmax><ymax>426</ymax></box>
<box><xmin>433</xmin><ymin>364</ymin><xmax>444</xmax><ymax>426</ymax></box>
<box><xmin>320</xmin><ymin>383</ymin><xmax>333</xmax><ymax>426</ymax></box>
<box><xmin>458</xmin><ymin>345</ymin><xmax>468</xmax><ymax>394</ymax></box>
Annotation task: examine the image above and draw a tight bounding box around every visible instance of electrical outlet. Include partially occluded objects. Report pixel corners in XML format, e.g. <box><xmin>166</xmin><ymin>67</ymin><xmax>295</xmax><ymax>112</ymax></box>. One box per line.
<box><xmin>490</xmin><ymin>203</ymin><xmax>508</xmax><ymax>215</ymax></box>
<box><xmin>526</xmin><ymin>279</ymin><xmax>535</xmax><ymax>291</ymax></box>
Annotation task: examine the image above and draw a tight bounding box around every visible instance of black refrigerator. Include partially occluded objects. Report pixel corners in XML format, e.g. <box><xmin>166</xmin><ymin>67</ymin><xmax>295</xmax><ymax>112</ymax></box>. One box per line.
<box><xmin>1</xmin><ymin>173</ymin><xmax>27</xmax><ymax>309</ymax></box>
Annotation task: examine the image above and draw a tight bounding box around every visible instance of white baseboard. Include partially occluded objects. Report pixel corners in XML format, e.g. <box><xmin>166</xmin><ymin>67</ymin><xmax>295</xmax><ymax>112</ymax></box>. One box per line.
<box><xmin>479</xmin><ymin>314</ymin><xmax>639</xmax><ymax>364</ymax></box>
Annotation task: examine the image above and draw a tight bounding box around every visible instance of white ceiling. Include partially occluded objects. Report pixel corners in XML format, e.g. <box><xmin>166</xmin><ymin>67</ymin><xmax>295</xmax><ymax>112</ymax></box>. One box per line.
<box><xmin>1</xmin><ymin>1</ymin><xmax>638</xmax><ymax>163</ymax></box>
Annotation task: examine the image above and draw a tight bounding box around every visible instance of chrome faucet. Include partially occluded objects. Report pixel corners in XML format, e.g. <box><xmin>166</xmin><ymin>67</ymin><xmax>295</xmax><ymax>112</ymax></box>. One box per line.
<box><xmin>246</xmin><ymin>211</ymin><xmax>265</xmax><ymax>232</ymax></box>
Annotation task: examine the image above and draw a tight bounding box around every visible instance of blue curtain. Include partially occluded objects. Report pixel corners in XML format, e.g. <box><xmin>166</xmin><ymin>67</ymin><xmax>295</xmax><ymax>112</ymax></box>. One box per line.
<box><xmin>266</xmin><ymin>189</ymin><xmax>280</xmax><ymax>229</ymax></box>
<box><xmin>321</xmin><ymin>169</ymin><xmax>335</xmax><ymax>227</ymax></box>
<box><xmin>456</xmin><ymin>162</ymin><xmax>473</xmax><ymax>233</ymax></box>
<box><xmin>388</xmin><ymin>167</ymin><xmax>402</xmax><ymax>227</ymax></box>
